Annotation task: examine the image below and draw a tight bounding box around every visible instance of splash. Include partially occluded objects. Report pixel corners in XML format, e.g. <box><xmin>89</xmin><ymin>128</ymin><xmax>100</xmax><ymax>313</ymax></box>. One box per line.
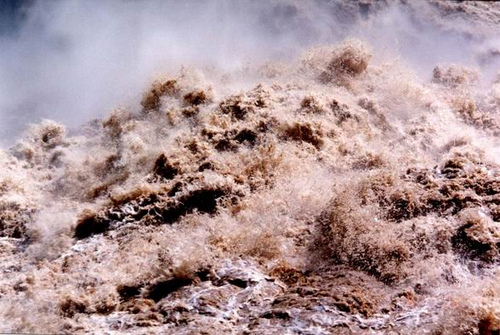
<box><xmin>1</xmin><ymin>1</ymin><xmax>500</xmax><ymax>334</ymax></box>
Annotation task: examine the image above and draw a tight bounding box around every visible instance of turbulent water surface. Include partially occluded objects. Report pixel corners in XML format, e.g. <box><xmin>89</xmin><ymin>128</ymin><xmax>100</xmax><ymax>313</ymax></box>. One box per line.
<box><xmin>2</xmin><ymin>1</ymin><xmax>500</xmax><ymax>334</ymax></box>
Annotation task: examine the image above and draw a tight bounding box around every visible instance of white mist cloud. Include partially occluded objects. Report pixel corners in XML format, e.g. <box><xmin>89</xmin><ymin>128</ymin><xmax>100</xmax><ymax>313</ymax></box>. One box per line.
<box><xmin>0</xmin><ymin>0</ymin><xmax>316</xmax><ymax>143</ymax></box>
<box><xmin>0</xmin><ymin>0</ymin><xmax>498</xmax><ymax>146</ymax></box>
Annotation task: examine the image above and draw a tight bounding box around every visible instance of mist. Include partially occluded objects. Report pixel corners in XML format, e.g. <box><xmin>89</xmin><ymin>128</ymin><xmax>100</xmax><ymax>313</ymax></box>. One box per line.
<box><xmin>0</xmin><ymin>0</ymin><xmax>498</xmax><ymax>145</ymax></box>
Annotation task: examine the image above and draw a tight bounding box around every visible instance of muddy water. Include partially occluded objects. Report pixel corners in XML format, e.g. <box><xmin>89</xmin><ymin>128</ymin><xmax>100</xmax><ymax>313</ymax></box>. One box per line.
<box><xmin>1</xmin><ymin>1</ymin><xmax>500</xmax><ymax>334</ymax></box>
